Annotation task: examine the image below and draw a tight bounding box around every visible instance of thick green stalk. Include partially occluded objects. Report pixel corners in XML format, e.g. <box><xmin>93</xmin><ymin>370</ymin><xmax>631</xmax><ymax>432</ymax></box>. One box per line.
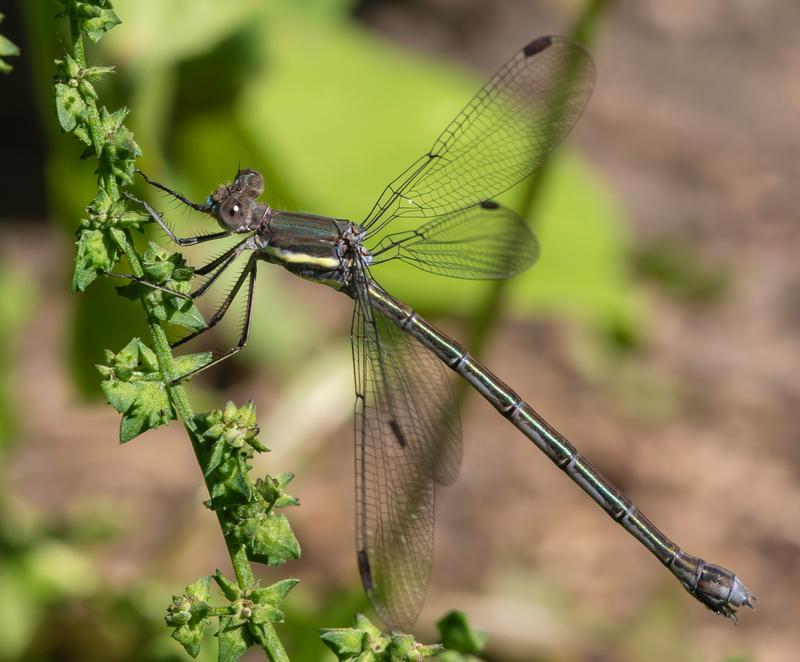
<box><xmin>64</xmin><ymin>11</ymin><xmax>262</xmax><ymax>603</ymax></box>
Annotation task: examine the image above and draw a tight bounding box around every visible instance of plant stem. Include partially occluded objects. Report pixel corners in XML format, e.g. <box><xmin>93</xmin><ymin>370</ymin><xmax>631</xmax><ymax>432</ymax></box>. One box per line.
<box><xmin>260</xmin><ymin>624</ymin><xmax>290</xmax><ymax>662</ymax></box>
<box><xmin>69</xmin><ymin>22</ymin><xmax>256</xmax><ymax>593</ymax></box>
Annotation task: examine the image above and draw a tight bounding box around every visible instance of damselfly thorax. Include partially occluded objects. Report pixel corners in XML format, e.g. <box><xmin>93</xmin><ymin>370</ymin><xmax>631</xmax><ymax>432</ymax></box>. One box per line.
<box><xmin>246</xmin><ymin>208</ymin><xmax>372</xmax><ymax>291</ymax></box>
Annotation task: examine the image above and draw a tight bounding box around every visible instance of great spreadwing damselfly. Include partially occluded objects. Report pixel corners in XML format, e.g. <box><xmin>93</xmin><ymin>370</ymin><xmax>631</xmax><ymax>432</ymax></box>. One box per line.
<box><xmin>111</xmin><ymin>36</ymin><xmax>754</xmax><ymax>629</ymax></box>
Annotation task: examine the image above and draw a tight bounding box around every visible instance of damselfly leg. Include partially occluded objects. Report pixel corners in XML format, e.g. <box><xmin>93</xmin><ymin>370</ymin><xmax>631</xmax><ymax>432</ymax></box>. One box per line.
<box><xmin>106</xmin><ymin>181</ymin><xmax>259</xmax><ymax>381</ymax></box>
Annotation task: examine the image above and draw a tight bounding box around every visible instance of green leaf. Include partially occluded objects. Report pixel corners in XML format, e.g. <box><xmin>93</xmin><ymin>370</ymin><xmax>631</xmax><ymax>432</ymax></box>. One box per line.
<box><xmin>105</xmin><ymin>379</ymin><xmax>172</xmax><ymax>442</ymax></box>
<box><xmin>249</xmin><ymin>578</ymin><xmax>299</xmax><ymax>607</ymax></box>
<box><xmin>217</xmin><ymin>616</ymin><xmax>252</xmax><ymax>662</ymax></box>
<box><xmin>166</xmin><ymin>576</ymin><xmax>213</xmax><ymax>658</ymax></box>
<box><xmin>115</xmin><ymin>243</ymin><xmax>206</xmax><ymax>331</ymax></box>
<box><xmin>319</xmin><ymin>628</ymin><xmax>369</xmax><ymax>659</ymax></box>
<box><xmin>385</xmin><ymin>633</ymin><xmax>441</xmax><ymax>660</ymax></box>
<box><xmin>82</xmin><ymin>188</ymin><xmax>148</xmax><ymax>230</ymax></box>
<box><xmin>0</xmin><ymin>14</ymin><xmax>20</xmax><ymax>74</ymax></box>
<box><xmin>247</xmin><ymin>602</ymin><xmax>283</xmax><ymax>626</ymax></box>
<box><xmin>320</xmin><ymin>614</ymin><xmax>388</xmax><ymax>661</ymax></box>
<box><xmin>208</xmin><ymin>454</ymin><xmax>253</xmax><ymax>507</ymax></box>
<box><xmin>174</xmin><ymin>351</ymin><xmax>213</xmax><ymax>378</ymax></box>
<box><xmin>95</xmin><ymin>105</ymin><xmax>141</xmax><ymax>180</ymax></box>
<box><xmin>436</xmin><ymin>611</ymin><xmax>487</xmax><ymax>656</ymax></box>
<box><xmin>72</xmin><ymin>227</ymin><xmax>120</xmax><ymax>292</ymax></box>
<box><xmin>98</xmin><ymin>337</ymin><xmax>176</xmax><ymax>442</ymax></box>
<box><xmin>54</xmin><ymin>82</ymin><xmax>88</xmax><ymax>133</ymax></box>
<box><xmin>83</xmin><ymin>64</ymin><xmax>116</xmax><ymax>80</ymax></box>
<box><xmin>0</xmin><ymin>33</ymin><xmax>17</xmax><ymax>57</ymax></box>
<box><xmin>255</xmin><ymin>474</ymin><xmax>299</xmax><ymax>509</ymax></box>
<box><xmin>212</xmin><ymin>570</ymin><xmax>240</xmax><ymax>602</ymax></box>
<box><xmin>320</xmin><ymin>613</ymin><xmax>477</xmax><ymax>661</ymax></box>
<box><xmin>186</xmin><ymin>575</ymin><xmax>212</xmax><ymax>602</ymax></box>
<box><xmin>62</xmin><ymin>0</ymin><xmax>122</xmax><ymax>42</ymax></box>
<box><xmin>194</xmin><ymin>402</ymin><xmax>268</xmax><ymax>505</ymax></box>
<box><xmin>224</xmin><ymin>511</ymin><xmax>300</xmax><ymax>566</ymax></box>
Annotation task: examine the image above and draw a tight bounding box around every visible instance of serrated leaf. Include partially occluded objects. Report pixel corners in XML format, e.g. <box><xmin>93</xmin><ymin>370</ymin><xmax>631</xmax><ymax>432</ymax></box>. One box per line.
<box><xmin>320</xmin><ymin>628</ymin><xmax>369</xmax><ymax>658</ymax></box>
<box><xmin>248</xmin><ymin>602</ymin><xmax>284</xmax><ymax>625</ymax></box>
<box><xmin>170</xmin><ymin>622</ymin><xmax>207</xmax><ymax>659</ymax></box>
<box><xmin>106</xmin><ymin>379</ymin><xmax>174</xmax><ymax>443</ymax></box>
<box><xmin>96</xmin><ymin>105</ymin><xmax>141</xmax><ymax>181</ymax></box>
<box><xmin>203</xmin><ymin>438</ymin><xmax>226</xmax><ymax>477</ymax></box>
<box><xmin>167</xmin><ymin>576</ymin><xmax>213</xmax><ymax>658</ymax></box>
<box><xmin>231</xmin><ymin>513</ymin><xmax>301</xmax><ymax>566</ymax></box>
<box><xmin>0</xmin><ymin>34</ymin><xmax>18</xmax><ymax>58</ymax></box>
<box><xmin>213</xmin><ymin>571</ymin><xmax>241</xmax><ymax>602</ymax></box>
<box><xmin>72</xmin><ymin>124</ymin><xmax>91</xmax><ymax>145</ymax></box>
<box><xmin>83</xmin><ymin>64</ymin><xmax>116</xmax><ymax>80</ymax></box>
<box><xmin>353</xmin><ymin>613</ymin><xmax>382</xmax><ymax>640</ymax></box>
<box><xmin>0</xmin><ymin>14</ymin><xmax>19</xmax><ymax>74</ymax></box>
<box><xmin>217</xmin><ymin>618</ymin><xmax>252</xmax><ymax>662</ymax></box>
<box><xmin>174</xmin><ymin>351</ymin><xmax>213</xmax><ymax>378</ymax></box>
<box><xmin>186</xmin><ymin>575</ymin><xmax>212</xmax><ymax>602</ymax></box>
<box><xmin>250</xmin><ymin>579</ymin><xmax>299</xmax><ymax>606</ymax></box>
<box><xmin>151</xmin><ymin>295</ymin><xmax>206</xmax><ymax>332</ymax></box>
<box><xmin>255</xmin><ymin>475</ymin><xmax>299</xmax><ymax>509</ymax></box>
<box><xmin>72</xmin><ymin>227</ymin><xmax>119</xmax><ymax>292</ymax></box>
<box><xmin>55</xmin><ymin>82</ymin><xmax>88</xmax><ymax>133</ymax></box>
<box><xmin>82</xmin><ymin>6</ymin><xmax>121</xmax><ymax>42</ymax></box>
<box><xmin>115</xmin><ymin>244</ymin><xmax>206</xmax><ymax>331</ymax></box>
<box><xmin>208</xmin><ymin>455</ymin><xmax>253</xmax><ymax>507</ymax></box>
<box><xmin>98</xmin><ymin>338</ymin><xmax>176</xmax><ymax>442</ymax></box>
<box><xmin>0</xmin><ymin>35</ymin><xmax>18</xmax><ymax>74</ymax></box>
<box><xmin>436</xmin><ymin>611</ymin><xmax>487</xmax><ymax>656</ymax></box>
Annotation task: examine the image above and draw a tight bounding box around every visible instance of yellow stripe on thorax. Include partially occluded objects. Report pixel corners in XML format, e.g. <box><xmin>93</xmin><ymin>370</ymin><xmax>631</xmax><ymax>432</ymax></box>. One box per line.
<box><xmin>264</xmin><ymin>246</ymin><xmax>340</xmax><ymax>269</ymax></box>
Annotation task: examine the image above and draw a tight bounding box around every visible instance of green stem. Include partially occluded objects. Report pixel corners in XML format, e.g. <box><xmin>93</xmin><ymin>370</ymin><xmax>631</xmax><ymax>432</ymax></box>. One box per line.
<box><xmin>260</xmin><ymin>623</ymin><xmax>290</xmax><ymax>662</ymax></box>
<box><xmin>67</xmin><ymin>20</ymin><xmax>255</xmax><ymax>594</ymax></box>
<box><xmin>68</xmin><ymin>18</ymin><xmax>85</xmax><ymax>67</ymax></box>
<box><xmin>228</xmin><ymin>542</ymin><xmax>255</xmax><ymax>588</ymax></box>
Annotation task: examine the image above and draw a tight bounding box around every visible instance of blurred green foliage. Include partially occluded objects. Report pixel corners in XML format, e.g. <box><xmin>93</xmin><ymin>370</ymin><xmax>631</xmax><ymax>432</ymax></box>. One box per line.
<box><xmin>0</xmin><ymin>12</ymin><xmax>20</xmax><ymax>73</ymax></box>
<box><xmin>634</xmin><ymin>234</ymin><xmax>729</xmax><ymax>303</ymax></box>
<box><xmin>0</xmin><ymin>266</ymin><xmax>34</xmax><ymax>447</ymax></box>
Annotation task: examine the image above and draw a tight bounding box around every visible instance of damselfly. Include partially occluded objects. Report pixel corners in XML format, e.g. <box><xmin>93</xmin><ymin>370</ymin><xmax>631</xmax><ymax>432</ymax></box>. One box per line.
<box><xmin>114</xmin><ymin>36</ymin><xmax>754</xmax><ymax>628</ymax></box>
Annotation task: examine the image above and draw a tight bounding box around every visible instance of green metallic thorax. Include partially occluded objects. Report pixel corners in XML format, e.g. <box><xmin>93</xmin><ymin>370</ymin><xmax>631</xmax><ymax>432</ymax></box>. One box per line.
<box><xmin>253</xmin><ymin>208</ymin><xmax>368</xmax><ymax>291</ymax></box>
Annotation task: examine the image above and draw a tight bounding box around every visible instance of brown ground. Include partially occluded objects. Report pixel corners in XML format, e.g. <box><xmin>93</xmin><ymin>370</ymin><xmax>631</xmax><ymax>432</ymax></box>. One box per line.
<box><xmin>5</xmin><ymin>1</ymin><xmax>800</xmax><ymax>660</ymax></box>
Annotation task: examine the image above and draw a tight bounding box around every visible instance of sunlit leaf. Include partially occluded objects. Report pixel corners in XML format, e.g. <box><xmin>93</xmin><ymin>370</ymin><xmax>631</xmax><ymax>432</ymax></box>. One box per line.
<box><xmin>98</xmin><ymin>337</ymin><xmax>175</xmax><ymax>442</ymax></box>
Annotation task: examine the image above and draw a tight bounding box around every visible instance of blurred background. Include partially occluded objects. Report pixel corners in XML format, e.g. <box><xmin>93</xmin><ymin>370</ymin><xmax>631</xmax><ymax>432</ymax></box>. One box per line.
<box><xmin>1</xmin><ymin>0</ymin><xmax>798</xmax><ymax>660</ymax></box>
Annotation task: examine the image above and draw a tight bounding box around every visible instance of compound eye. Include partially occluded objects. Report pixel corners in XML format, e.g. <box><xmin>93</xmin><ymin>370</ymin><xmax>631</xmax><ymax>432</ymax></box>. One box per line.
<box><xmin>219</xmin><ymin>197</ymin><xmax>247</xmax><ymax>229</ymax></box>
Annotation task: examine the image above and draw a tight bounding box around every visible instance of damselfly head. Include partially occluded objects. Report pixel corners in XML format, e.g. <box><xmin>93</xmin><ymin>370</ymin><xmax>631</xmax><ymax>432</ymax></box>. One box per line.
<box><xmin>213</xmin><ymin>168</ymin><xmax>264</xmax><ymax>201</ymax></box>
<box><xmin>209</xmin><ymin>168</ymin><xmax>266</xmax><ymax>232</ymax></box>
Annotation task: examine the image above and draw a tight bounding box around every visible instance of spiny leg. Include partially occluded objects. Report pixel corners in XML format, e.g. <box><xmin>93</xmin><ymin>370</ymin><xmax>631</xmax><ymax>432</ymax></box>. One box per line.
<box><xmin>186</xmin><ymin>238</ymin><xmax>251</xmax><ymax>299</ymax></box>
<box><xmin>172</xmin><ymin>255</ymin><xmax>258</xmax><ymax>382</ymax></box>
<box><xmin>136</xmin><ymin>169</ymin><xmax>213</xmax><ymax>213</ymax></box>
<box><xmin>122</xmin><ymin>191</ymin><xmax>229</xmax><ymax>247</ymax></box>
<box><xmin>102</xmin><ymin>237</ymin><xmax>251</xmax><ymax>301</ymax></box>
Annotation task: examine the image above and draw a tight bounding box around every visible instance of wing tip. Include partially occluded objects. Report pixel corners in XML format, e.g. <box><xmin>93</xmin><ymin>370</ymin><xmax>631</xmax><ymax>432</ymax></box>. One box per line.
<box><xmin>479</xmin><ymin>199</ymin><xmax>500</xmax><ymax>210</ymax></box>
<box><xmin>523</xmin><ymin>35</ymin><xmax>553</xmax><ymax>57</ymax></box>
